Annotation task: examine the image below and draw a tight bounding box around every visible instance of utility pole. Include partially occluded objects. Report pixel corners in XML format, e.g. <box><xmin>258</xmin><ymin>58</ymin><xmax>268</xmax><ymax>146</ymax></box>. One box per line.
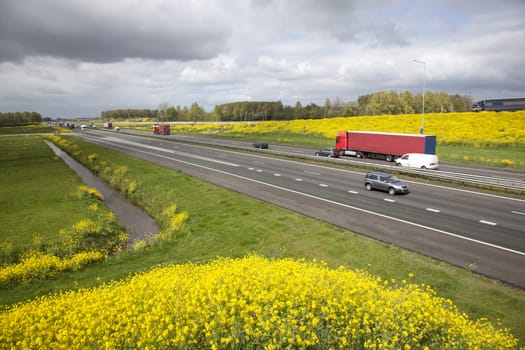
<box><xmin>413</xmin><ymin>59</ymin><xmax>426</xmax><ymax>134</ymax></box>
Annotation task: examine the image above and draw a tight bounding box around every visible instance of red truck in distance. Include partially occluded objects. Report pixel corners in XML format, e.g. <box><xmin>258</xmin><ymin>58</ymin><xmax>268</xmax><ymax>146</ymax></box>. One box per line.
<box><xmin>335</xmin><ymin>131</ymin><xmax>437</xmax><ymax>162</ymax></box>
<box><xmin>153</xmin><ymin>124</ymin><xmax>171</xmax><ymax>135</ymax></box>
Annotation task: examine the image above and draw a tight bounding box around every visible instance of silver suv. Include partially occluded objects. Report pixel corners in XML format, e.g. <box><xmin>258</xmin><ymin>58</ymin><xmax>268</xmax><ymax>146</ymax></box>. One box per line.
<box><xmin>365</xmin><ymin>172</ymin><xmax>410</xmax><ymax>195</ymax></box>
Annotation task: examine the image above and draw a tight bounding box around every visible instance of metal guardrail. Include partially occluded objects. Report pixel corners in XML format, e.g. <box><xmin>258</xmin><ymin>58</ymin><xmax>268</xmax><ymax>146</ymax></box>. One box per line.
<box><xmin>409</xmin><ymin>169</ymin><xmax>525</xmax><ymax>192</ymax></box>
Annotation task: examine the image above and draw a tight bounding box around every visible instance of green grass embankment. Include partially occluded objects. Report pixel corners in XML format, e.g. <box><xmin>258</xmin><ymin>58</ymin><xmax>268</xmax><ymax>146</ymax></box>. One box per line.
<box><xmin>0</xmin><ymin>137</ymin><xmax>100</xmax><ymax>252</ymax></box>
<box><xmin>0</xmin><ymin>136</ymin><xmax>125</xmax><ymax>288</ymax></box>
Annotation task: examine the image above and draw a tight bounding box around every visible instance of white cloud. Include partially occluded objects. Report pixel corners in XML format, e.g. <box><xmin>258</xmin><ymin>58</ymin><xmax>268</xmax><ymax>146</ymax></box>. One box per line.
<box><xmin>180</xmin><ymin>55</ymin><xmax>238</xmax><ymax>84</ymax></box>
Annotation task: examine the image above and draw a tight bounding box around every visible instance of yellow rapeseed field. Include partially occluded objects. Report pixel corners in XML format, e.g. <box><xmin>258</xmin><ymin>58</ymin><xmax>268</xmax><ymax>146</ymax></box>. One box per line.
<box><xmin>1</xmin><ymin>255</ymin><xmax>520</xmax><ymax>349</ymax></box>
<box><xmin>164</xmin><ymin>111</ymin><xmax>525</xmax><ymax>167</ymax></box>
<box><xmin>171</xmin><ymin>111</ymin><xmax>525</xmax><ymax>146</ymax></box>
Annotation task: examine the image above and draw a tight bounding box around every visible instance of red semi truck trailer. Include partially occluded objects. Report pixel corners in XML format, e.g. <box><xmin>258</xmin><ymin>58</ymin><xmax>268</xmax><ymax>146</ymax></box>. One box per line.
<box><xmin>153</xmin><ymin>124</ymin><xmax>171</xmax><ymax>135</ymax></box>
<box><xmin>335</xmin><ymin>131</ymin><xmax>437</xmax><ymax>162</ymax></box>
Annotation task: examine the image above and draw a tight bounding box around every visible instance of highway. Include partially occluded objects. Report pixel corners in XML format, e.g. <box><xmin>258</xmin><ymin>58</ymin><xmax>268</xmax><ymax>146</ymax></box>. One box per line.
<box><xmin>73</xmin><ymin>129</ymin><xmax>525</xmax><ymax>288</ymax></box>
<box><xmin>113</xmin><ymin>128</ymin><xmax>525</xmax><ymax>190</ymax></box>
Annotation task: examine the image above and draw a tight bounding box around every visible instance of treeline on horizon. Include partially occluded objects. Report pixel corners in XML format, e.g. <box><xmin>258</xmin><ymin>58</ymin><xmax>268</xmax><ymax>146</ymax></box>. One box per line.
<box><xmin>0</xmin><ymin>112</ymin><xmax>42</xmax><ymax>126</ymax></box>
<box><xmin>101</xmin><ymin>91</ymin><xmax>473</xmax><ymax>122</ymax></box>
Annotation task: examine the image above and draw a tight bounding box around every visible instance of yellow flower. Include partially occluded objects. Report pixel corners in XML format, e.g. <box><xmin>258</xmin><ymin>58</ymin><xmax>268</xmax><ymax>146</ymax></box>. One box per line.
<box><xmin>0</xmin><ymin>255</ymin><xmax>520</xmax><ymax>349</ymax></box>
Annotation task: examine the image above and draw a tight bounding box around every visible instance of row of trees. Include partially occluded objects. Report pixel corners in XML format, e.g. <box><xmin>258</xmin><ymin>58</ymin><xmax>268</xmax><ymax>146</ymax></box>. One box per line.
<box><xmin>213</xmin><ymin>101</ymin><xmax>284</xmax><ymax>121</ymax></box>
<box><xmin>101</xmin><ymin>103</ymin><xmax>209</xmax><ymax>122</ymax></box>
<box><xmin>291</xmin><ymin>91</ymin><xmax>472</xmax><ymax>119</ymax></box>
<box><xmin>0</xmin><ymin>112</ymin><xmax>42</xmax><ymax>126</ymax></box>
<box><xmin>100</xmin><ymin>109</ymin><xmax>158</xmax><ymax>120</ymax></box>
<box><xmin>158</xmin><ymin>102</ymin><xmax>207</xmax><ymax>122</ymax></box>
<box><xmin>354</xmin><ymin>91</ymin><xmax>472</xmax><ymax>116</ymax></box>
<box><xmin>100</xmin><ymin>91</ymin><xmax>473</xmax><ymax>122</ymax></box>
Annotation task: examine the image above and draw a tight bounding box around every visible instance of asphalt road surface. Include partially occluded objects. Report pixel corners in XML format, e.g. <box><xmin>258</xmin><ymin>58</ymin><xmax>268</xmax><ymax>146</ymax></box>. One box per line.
<box><xmin>74</xmin><ymin>129</ymin><xmax>525</xmax><ymax>289</ymax></box>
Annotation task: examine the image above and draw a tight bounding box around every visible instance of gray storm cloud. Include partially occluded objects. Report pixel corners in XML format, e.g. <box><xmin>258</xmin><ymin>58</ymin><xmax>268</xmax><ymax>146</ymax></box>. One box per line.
<box><xmin>0</xmin><ymin>0</ymin><xmax>231</xmax><ymax>63</ymax></box>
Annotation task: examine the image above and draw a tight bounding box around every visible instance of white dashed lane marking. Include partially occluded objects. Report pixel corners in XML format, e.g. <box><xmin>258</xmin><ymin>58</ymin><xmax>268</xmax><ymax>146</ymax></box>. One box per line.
<box><xmin>480</xmin><ymin>220</ymin><xmax>497</xmax><ymax>226</ymax></box>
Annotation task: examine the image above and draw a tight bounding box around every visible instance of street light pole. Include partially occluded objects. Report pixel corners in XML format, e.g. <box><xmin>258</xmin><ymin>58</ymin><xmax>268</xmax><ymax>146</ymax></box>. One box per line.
<box><xmin>413</xmin><ymin>59</ymin><xmax>426</xmax><ymax>134</ymax></box>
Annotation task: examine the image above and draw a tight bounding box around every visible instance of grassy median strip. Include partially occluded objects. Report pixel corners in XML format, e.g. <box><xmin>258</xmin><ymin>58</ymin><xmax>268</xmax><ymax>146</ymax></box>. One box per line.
<box><xmin>2</xmin><ymin>134</ymin><xmax>525</xmax><ymax>345</ymax></box>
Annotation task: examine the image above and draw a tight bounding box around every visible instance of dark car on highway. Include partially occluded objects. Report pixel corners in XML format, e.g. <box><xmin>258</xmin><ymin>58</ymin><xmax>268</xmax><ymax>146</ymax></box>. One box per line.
<box><xmin>315</xmin><ymin>148</ymin><xmax>339</xmax><ymax>158</ymax></box>
<box><xmin>253</xmin><ymin>141</ymin><xmax>269</xmax><ymax>149</ymax></box>
<box><xmin>364</xmin><ymin>171</ymin><xmax>410</xmax><ymax>195</ymax></box>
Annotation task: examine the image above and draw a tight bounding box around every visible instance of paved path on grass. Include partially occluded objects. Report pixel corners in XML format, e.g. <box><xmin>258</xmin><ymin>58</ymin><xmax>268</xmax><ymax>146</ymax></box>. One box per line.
<box><xmin>45</xmin><ymin>141</ymin><xmax>160</xmax><ymax>247</ymax></box>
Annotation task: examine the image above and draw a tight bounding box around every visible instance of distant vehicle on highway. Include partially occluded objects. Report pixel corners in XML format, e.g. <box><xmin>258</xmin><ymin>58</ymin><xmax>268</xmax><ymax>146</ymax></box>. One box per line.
<box><xmin>365</xmin><ymin>171</ymin><xmax>410</xmax><ymax>195</ymax></box>
<box><xmin>472</xmin><ymin>98</ymin><xmax>525</xmax><ymax>112</ymax></box>
<box><xmin>80</xmin><ymin>125</ymin><xmax>87</xmax><ymax>131</ymax></box>
<box><xmin>114</xmin><ymin>126</ymin><xmax>120</xmax><ymax>131</ymax></box>
<box><xmin>253</xmin><ymin>141</ymin><xmax>269</xmax><ymax>149</ymax></box>
<box><xmin>396</xmin><ymin>153</ymin><xmax>439</xmax><ymax>170</ymax></box>
<box><xmin>153</xmin><ymin>124</ymin><xmax>171</xmax><ymax>135</ymax></box>
<box><xmin>315</xmin><ymin>148</ymin><xmax>339</xmax><ymax>158</ymax></box>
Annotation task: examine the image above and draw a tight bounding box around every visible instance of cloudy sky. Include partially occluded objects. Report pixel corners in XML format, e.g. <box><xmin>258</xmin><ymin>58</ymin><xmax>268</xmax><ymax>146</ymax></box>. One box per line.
<box><xmin>1</xmin><ymin>0</ymin><xmax>524</xmax><ymax>118</ymax></box>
